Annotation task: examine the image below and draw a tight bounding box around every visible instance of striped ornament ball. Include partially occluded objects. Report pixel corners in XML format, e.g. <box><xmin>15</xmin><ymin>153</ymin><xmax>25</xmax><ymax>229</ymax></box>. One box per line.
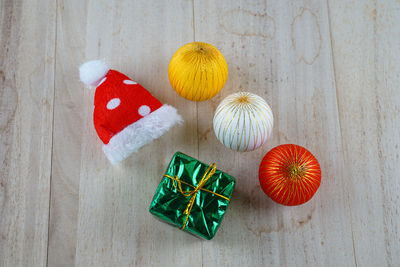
<box><xmin>168</xmin><ymin>42</ymin><xmax>228</xmax><ymax>101</ymax></box>
<box><xmin>259</xmin><ymin>144</ymin><xmax>321</xmax><ymax>206</ymax></box>
<box><xmin>213</xmin><ymin>92</ymin><xmax>274</xmax><ymax>152</ymax></box>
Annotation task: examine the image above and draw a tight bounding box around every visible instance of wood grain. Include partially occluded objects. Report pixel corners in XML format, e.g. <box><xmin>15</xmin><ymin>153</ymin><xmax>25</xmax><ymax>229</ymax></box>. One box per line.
<box><xmin>47</xmin><ymin>0</ymin><xmax>87</xmax><ymax>266</ymax></box>
<box><xmin>0</xmin><ymin>0</ymin><xmax>399</xmax><ymax>266</ymax></box>
<box><xmin>0</xmin><ymin>0</ymin><xmax>56</xmax><ymax>266</ymax></box>
<box><xmin>195</xmin><ymin>0</ymin><xmax>354</xmax><ymax>266</ymax></box>
<box><xmin>328</xmin><ymin>1</ymin><xmax>400</xmax><ymax>266</ymax></box>
<box><xmin>71</xmin><ymin>1</ymin><xmax>198</xmax><ymax>266</ymax></box>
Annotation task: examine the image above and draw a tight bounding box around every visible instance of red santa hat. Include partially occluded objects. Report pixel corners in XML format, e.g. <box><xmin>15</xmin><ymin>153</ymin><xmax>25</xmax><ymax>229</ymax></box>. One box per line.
<box><xmin>79</xmin><ymin>60</ymin><xmax>183</xmax><ymax>164</ymax></box>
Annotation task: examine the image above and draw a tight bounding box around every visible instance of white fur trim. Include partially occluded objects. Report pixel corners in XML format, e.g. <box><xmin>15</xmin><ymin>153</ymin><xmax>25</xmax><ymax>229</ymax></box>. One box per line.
<box><xmin>103</xmin><ymin>104</ymin><xmax>183</xmax><ymax>164</ymax></box>
<box><xmin>79</xmin><ymin>60</ymin><xmax>110</xmax><ymax>86</ymax></box>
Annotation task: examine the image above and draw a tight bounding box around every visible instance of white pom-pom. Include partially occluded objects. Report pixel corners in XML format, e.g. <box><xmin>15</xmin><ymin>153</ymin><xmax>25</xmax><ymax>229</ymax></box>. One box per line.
<box><xmin>79</xmin><ymin>60</ymin><xmax>110</xmax><ymax>87</ymax></box>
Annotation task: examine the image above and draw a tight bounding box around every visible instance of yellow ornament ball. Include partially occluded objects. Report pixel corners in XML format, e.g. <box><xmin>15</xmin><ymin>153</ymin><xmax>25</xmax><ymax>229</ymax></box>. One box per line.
<box><xmin>168</xmin><ymin>42</ymin><xmax>228</xmax><ymax>101</ymax></box>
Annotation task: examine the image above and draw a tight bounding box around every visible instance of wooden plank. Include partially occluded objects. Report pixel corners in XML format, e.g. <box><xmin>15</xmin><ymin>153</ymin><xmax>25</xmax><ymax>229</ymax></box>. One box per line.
<box><xmin>47</xmin><ymin>0</ymin><xmax>88</xmax><ymax>266</ymax></box>
<box><xmin>328</xmin><ymin>0</ymin><xmax>400</xmax><ymax>266</ymax></box>
<box><xmin>61</xmin><ymin>1</ymin><xmax>199</xmax><ymax>266</ymax></box>
<box><xmin>195</xmin><ymin>0</ymin><xmax>355</xmax><ymax>266</ymax></box>
<box><xmin>0</xmin><ymin>0</ymin><xmax>56</xmax><ymax>266</ymax></box>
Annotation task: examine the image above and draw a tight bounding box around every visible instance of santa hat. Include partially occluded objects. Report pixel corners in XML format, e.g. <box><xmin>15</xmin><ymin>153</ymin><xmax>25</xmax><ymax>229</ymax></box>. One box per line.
<box><xmin>79</xmin><ymin>60</ymin><xmax>183</xmax><ymax>164</ymax></box>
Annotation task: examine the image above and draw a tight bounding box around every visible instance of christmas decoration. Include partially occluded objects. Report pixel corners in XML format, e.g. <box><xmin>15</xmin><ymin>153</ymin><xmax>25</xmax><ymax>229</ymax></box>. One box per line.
<box><xmin>213</xmin><ymin>92</ymin><xmax>274</xmax><ymax>152</ymax></box>
<box><xmin>79</xmin><ymin>60</ymin><xmax>183</xmax><ymax>164</ymax></box>
<box><xmin>168</xmin><ymin>42</ymin><xmax>228</xmax><ymax>101</ymax></box>
<box><xmin>149</xmin><ymin>152</ymin><xmax>235</xmax><ymax>240</ymax></box>
<box><xmin>259</xmin><ymin>144</ymin><xmax>321</xmax><ymax>206</ymax></box>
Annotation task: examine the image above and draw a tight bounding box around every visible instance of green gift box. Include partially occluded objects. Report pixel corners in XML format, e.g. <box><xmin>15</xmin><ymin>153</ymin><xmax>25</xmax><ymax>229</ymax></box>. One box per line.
<box><xmin>149</xmin><ymin>152</ymin><xmax>236</xmax><ymax>240</ymax></box>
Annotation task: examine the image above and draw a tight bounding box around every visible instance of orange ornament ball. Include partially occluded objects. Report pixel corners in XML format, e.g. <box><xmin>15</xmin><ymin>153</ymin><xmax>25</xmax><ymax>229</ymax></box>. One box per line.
<box><xmin>259</xmin><ymin>144</ymin><xmax>321</xmax><ymax>206</ymax></box>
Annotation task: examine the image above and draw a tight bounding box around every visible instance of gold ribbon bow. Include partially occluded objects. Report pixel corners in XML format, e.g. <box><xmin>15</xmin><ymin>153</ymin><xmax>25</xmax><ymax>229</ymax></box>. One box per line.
<box><xmin>164</xmin><ymin>163</ymin><xmax>230</xmax><ymax>230</ymax></box>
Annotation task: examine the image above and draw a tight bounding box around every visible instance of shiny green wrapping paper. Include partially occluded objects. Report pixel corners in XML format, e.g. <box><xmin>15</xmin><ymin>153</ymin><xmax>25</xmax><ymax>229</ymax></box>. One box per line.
<box><xmin>149</xmin><ymin>152</ymin><xmax>236</xmax><ymax>240</ymax></box>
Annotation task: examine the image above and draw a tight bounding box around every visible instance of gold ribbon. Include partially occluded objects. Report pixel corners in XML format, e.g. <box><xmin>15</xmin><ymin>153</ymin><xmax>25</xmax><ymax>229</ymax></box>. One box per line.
<box><xmin>164</xmin><ymin>163</ymin><xmax>230</xmax><ymax>230</ymax></box>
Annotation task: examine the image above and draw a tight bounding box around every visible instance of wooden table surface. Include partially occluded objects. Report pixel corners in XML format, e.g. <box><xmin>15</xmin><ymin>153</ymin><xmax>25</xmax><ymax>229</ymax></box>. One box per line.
<box><xmin>1</xmin><ymin>0</ymin><xmax>399</xmax><ymax>266</ymax></box>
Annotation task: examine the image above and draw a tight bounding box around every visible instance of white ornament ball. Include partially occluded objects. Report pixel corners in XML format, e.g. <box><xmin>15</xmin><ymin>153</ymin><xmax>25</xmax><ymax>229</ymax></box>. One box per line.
<box><xmin>213</xmin><ymin>92</ymin><xmax>274</xmax><ymax>152</ymax></box>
